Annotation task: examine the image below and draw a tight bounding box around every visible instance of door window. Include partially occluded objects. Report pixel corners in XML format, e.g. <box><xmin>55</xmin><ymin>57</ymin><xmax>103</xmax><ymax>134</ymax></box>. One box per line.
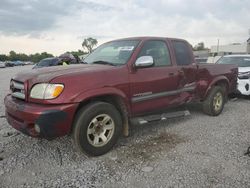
<box><xmin>138</xmin><ymin>40</ymin><xmax>171</xmax><ymax>67</ymax></box>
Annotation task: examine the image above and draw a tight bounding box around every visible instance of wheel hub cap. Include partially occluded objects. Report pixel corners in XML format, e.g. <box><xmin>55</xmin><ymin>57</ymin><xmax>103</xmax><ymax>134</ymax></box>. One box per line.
<box><xmin>87</xmin><ymin>114</ymin><xmax>115</xmax><ymax>147</ymax></box>
<box><xmin>213</xmin><ymin>92</ymin><xmax>223</xmax><ymax>112</ymax></box>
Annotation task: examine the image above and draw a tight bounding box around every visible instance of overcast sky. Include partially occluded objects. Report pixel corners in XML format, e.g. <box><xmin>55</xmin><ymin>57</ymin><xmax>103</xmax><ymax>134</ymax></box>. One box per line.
<box><xmin>0</xmin><ymin>0</ymin><xmax>249</xmax><ymax>55</ymax></box>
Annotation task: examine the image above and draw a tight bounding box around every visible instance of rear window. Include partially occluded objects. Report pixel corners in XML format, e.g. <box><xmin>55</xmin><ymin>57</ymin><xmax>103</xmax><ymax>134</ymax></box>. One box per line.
<box><xmin>173</xmin><ymin>41</ymin><xmax>192</xmax><ymax>65</ymax></box>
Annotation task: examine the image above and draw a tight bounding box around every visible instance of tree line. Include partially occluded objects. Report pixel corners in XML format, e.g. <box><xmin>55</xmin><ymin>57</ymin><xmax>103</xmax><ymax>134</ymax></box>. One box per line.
<box><xmin>0</xmin><ymin>51</ymin><xmax>54</xmax><ymax>63</ymax></box>
<box><xmin>0</xmin><ymin>37</ymin><xmax>98</xmax><ymax>63</ymax></box>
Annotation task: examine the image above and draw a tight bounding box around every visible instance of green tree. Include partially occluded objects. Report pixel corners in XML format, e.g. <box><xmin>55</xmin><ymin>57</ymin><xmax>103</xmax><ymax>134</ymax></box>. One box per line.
<box><xmin>82</xmin><ymin>37</ymin><xmax>98</xmax><ymax>53</ymax></box>
<box><xmin>0</xmin><ymin>54</ymin><xmax>9</xmax><ymax>61</ymax></box>
<box><xmin>9</xmin><ymin>51</ymin><xmax>18</xmax><ymax>61</ymax></box>
<box><xmin>194</xmin><ymin>42</ymin><xmax>207</xmax><ymax>51</ymax></box>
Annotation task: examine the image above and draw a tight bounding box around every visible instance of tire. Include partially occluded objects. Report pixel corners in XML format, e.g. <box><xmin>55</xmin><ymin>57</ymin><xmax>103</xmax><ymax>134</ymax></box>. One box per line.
<box><xmin>72</xmin><ymin>102</ymin><xmax>122</xmax><ymax>156</ymax></box>
<box><xmin>202</xmin><ymin>86</ymin><xmax>226</xmax><ymax>116</ymax></box>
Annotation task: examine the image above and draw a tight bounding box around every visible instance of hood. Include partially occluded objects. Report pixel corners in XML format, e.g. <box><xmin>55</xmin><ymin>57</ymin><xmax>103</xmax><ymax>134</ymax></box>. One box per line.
<box><xmin>13</xmin><ymin>64</ymin><xmax>115</xmax><ymax>84</ymax></box>
<box><xmin>238</xmin><ymin>67</ymin><xmax>250</xmax><ymax>73</ymax></box>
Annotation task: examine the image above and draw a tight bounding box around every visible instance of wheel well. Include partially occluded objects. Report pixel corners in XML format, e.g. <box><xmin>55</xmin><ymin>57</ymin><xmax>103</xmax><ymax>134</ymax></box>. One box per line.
<box><xmin>202</xmin><ymin>79</ymin><xmax>229</xmax><ymax>102</ymax></box>
<box><xmin>214</xmin><ymin>80</ymin><xmax>229</xmax><ymax>93</ymax></box>
<box><xmin>71</xmin><ymin>95</ymin><xmax>130</xmax><ymax>136</ymax></box>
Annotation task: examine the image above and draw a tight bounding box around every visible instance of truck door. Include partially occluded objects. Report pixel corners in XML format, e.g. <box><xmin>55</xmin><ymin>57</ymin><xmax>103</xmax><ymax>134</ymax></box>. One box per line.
<box><xmin>171</xmin><ymin>40</ymin><xmax>198</xmax><ymax>102</ymax></box>
<box><xmin>129</xmin><ymin>40</ymin><xmax>180</xmax><ymax>115</ymax></box>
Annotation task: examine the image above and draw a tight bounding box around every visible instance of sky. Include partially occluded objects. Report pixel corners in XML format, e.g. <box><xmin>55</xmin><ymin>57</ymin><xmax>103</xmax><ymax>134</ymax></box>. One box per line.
<box><xmin>0</xmin><ymin>0</ymin><xmax>249</xmax><ymax>56</ymax></box>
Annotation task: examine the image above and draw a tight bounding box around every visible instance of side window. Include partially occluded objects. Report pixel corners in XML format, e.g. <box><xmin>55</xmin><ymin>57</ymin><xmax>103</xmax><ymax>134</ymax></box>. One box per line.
<box><xmin>173</xmin><ymin>41</ymin><xmax>192</xmax><ymax>65</ymax></box>
<box><xmin>138</xmin><ymin>40</ymin><xmax>171</xmax><ymax>67</ymax></box>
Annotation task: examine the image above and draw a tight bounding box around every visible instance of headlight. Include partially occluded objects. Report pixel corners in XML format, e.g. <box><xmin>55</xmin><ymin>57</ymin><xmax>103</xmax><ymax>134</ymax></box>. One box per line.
<box><xmin>30</xmin><ymin>83</ymin><xmax>64</xmax><ymax>99</ymax></box>
<box><xmin>238</xmin><ymin>71</ymin><xmax>250</xmax><ymax>79</ymax></box>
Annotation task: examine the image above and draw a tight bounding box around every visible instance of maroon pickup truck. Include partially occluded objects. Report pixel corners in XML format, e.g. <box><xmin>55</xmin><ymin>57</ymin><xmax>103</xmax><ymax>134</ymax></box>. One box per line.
<box><xmin>4</xmin><ymin>37</ymin><xmax>238</xmax><ymax>156</ymax></box>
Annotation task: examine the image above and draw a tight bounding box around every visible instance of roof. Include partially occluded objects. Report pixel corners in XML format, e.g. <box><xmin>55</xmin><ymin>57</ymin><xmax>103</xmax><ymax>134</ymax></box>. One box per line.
<box><xmin>111</xmin><ymin>36</ymin><xmax>187</xmax><ymax>42</ymax></box>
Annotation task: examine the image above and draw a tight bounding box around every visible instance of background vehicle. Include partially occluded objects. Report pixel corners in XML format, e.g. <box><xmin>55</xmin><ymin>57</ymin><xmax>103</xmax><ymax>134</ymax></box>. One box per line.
<box><xmin>216</xmin><ymin>54</ymin><xmax>250</xmax><ymax>95</ymax></box>
<box><xmin>4</xmin><ymin>37</ymin><xmax>238</xmax><ymax>156</ymax></box>
<box><xmin>33</xmin><ymin>57</ymin><xmax>61</xmax><ymax>69</ymax></box>
<box><xmin>13</xmin><ymin>61</ymin><xmax>25</xmax><ymax>66</ymax></box>
<box><xmin>33</xmin><ymin>54</ymin><xmax>79</xmax><ymax>69</ymax></box>
<box><xmin>5</xmin><ymin>61</ymin><xmax>15</xmax><ymax>67</ymax></box>
<box><xmin>0</xmin><ymin>61</ymin><xmax>6</xmax><ymax>68</ymax></box>
<box><xmin>24</xmin><ymin>61</ymin><xmax>34</xmax><ymax>65</ymax></box>
<box><xmin>195</xmin><ymin>57</ymin><xmax>208</xmax><ymax>64</ymax></box>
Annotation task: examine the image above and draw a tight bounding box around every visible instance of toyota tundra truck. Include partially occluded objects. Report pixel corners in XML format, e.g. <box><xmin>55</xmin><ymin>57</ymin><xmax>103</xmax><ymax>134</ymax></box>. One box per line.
<box><xmin>4</xmin><ymin>37</ymin><xmax>238</xmax><ymax>156</ymax></box>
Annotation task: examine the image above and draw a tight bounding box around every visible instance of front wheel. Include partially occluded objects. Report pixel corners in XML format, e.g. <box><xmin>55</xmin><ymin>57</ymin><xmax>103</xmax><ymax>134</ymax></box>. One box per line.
<box><xmin>72</xmin><ymin>102</ymin><xmax>122</xmax><ymax>156</ymax></box>
<box><xmin>202</xmin><ymin>86</ymin><xmax>226</xmax><ymax>116</ymax></box>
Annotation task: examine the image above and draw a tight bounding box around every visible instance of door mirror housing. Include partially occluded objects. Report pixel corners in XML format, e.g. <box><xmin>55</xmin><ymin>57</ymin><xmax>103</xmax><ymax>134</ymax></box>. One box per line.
<box><xmin>135</xmin><ymin>56</ymin><xmax>154</xmax><ymax>68</ymax></box>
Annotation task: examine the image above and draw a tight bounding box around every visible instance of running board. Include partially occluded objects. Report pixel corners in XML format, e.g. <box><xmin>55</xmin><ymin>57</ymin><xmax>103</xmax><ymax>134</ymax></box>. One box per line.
<box><xmin>133</xmin><ymin>110</ymin><xmax>190</xmax><ymax>125</ymax></box>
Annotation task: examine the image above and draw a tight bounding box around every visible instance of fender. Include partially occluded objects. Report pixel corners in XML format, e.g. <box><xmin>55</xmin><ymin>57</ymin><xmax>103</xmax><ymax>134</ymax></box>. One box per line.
<box><xmin>204</xmin><ymin>75</ymin><xmax>229</xmax><ymax>98</ymax></box>
<box><xmin>73</xmin><ymin>87</ymin><xmax>131</xmax><ymax>113</ymax></box>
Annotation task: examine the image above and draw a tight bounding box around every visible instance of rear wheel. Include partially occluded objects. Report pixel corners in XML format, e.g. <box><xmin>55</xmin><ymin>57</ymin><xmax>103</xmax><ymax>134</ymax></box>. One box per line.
<box><xmin>73</xmin><ymin>102</ymin><xmax>122</xmax><ymax>156</ymax></box>
<box><xmin>202</xmin><ymin>86</ymin><xmax>225</xmax><ymax>116</ymax></box>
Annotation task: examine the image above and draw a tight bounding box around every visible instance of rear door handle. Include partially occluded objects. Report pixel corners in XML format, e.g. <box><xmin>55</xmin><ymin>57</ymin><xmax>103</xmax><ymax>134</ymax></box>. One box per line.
<box><xmin>169</xmin><ymin>72</ymin><xmax>175</xmax><ymax>76</ymax></box>
<box><xmin>178</xmin><ymin>70</ymin><xmax>184</xmax><ymax>75</ymax></box>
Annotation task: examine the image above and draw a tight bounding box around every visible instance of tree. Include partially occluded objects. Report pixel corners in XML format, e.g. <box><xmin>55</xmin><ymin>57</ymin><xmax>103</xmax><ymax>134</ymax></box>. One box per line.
<box><xmin>193</xmin><ymin>42</ymin><xmax>206</xmax><ymax>51</ymax></box>
<box><xmin>82</xmin><ymin>37</ymin><xmax>98</xmax><ymax>53</ymax></box>
<box><xmin>9</xmin><ymin>51</ymin><xmax>18</xmax><ymax>61</ymax></box>
<box><xmin>0</xmin><ymin>54</ymin><xmax>9</xmax><ymax>61</ymax></box>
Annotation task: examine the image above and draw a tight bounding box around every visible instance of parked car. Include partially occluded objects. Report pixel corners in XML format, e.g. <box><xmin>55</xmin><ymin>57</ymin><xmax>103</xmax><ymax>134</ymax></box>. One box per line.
<box><xmin>5</xmin><ymin>61</ymin><xmax>15</xmax><ymax>67</ymax></box>
<box><xmin>216</xmin><ymin>54</ymin><xmax>250</xmax><ymax>95</ymax></box>
<box><xmin>0</xmin><ymin>61</ymin><xmax>6</xmax><ymax>68</ymax></box>
<box><xmin>33</xmin><ymin>55</ymin><xmax>78</xmax><ymax>69</ymax></box>
<box><xmin>33</xmin><ymin>58</ymin><xmax>61</xmax><ymax>69</ymax></box>
<box><xmin>4</xmin><ymin>37</ymin><xmax>238</xmax><ymax>156</ymax></box>
<box><xmin>13</xmin><ymin>61</ymin><xmax>25</xmax><ymax>66</ymax></box>
<box><xmin>195</xmin><ymin>57</ymin><xmax>208</xmax><ymax>64</ymax></box>
<box><xmin>24</xmin><ymin>61</ymin><xmax>34</xmax><ymax>65</ymax></box>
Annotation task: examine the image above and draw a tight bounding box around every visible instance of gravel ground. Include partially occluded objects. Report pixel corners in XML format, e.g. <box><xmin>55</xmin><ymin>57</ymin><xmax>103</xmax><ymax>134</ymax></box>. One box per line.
<box><xmin>0</xmin><ymin>65</ymin><xmax>249</xmax><ymax>188</ymax></box>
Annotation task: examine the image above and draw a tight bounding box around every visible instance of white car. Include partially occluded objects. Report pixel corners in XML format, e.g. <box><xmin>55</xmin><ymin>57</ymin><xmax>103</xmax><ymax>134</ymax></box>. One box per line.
<box><xmin>0</xmin><ymin>61</ymin><xmax>6</xmax><ymax>68</ymax></box>
<box><xmin>217</xmin><ymin>55</ymin><xmax>250</xmax><ymax>95</ymax></box>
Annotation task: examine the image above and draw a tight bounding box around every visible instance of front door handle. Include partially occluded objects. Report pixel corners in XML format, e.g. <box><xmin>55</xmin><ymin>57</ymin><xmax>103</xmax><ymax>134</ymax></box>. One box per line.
<box><xmin>169</xmin><ymin>72</ymin><xmax>175</xmax><ymax>76</ymax></box>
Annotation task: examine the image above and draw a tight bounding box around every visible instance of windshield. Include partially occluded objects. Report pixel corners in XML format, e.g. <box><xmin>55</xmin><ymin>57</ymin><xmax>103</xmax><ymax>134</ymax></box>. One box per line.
<box><xmin>217</xmin><ymin>56</ymin><xmax>250</xmax><ymax>67</ymax></box>
<box><xmin>37</xmin><ymin>58</ymin><xmax>59</xmax><ymax>67</ymax></box>
<box><xmin>84</xmin><ymin>40</ymin><xmax>140</xmax><ymax>65</ymax></box>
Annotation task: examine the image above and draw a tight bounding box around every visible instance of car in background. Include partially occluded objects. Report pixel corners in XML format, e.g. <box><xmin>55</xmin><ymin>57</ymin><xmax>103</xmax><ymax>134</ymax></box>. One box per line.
<box><xmin>33</xmin><ymin>54</ymin><xmax>80</xmax><ymax>69</ymax></box>
<box><xmin>13</xmin><ymin>61</ymin><xmax>25</xmax><ymax>66</ymax></box>
<box><xmin>24</xmin><ymin>61</ymin><xmax>34</xmax><ymax>65</ymax></box>
<box><xmin>0</xmin><ymin>61</ymin><xmax>6</xmax><ymax>68</ymax></box>
<box><xmin>216</xmin><ymin>55</ymin><xmax>250</xmax><ymax>95</ymax></box>
<box><xmin>33</xmin><ymin>57</ymin><xmax>61</xmax><ymax>69</ymax></box>
<box><xmin>195</xmin><ymin>57</ymin><xmax>208</xmax><ymax>64</ymax></box>
<box><xmin>5</xmin><ymin>61</ymin><xmax>15</xmax><ymax>67</ymax></box>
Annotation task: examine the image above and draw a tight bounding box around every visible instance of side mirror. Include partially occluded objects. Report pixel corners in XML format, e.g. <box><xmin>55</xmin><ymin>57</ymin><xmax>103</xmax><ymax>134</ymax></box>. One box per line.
<box><xmin>135</xmin><ymin>56</ymin><xmax>154</xmax><ymax>68</ymax></box>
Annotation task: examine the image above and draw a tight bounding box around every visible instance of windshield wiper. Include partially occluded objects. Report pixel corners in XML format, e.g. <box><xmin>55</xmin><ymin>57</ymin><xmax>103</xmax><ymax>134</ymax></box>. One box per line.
<box><xmin>92</xmin><ymin>60</ymin><xmax>116</xmax><ymax>66</ymax></box>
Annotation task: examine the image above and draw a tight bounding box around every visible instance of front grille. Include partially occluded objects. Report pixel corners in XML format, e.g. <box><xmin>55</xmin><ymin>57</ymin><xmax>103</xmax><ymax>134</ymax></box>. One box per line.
<box><xmin>238</xmin><ymin>75</ymin><xmax>249</xmax><ymax>80</ymax></box>
<box><xmin>238</xmin><ymin>72</ymin><xmax>250</xmax><ymax>80</ymax></box>
<box><xmin>11</xmin><ymin>80</ymin><xmax>25</xmax><ymax>100</ymax></box>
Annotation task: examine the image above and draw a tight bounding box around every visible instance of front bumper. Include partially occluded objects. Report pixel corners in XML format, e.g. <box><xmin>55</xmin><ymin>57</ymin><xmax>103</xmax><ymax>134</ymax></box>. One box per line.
<box><xmin>4</xmin><ymin>94</ymin><xmax>79</xmax><ymax>139</ymax></box>
<box><xmin>237</xmin><ymin>79</ymin><xmax>250</xmax><ymax>96</ymax></box>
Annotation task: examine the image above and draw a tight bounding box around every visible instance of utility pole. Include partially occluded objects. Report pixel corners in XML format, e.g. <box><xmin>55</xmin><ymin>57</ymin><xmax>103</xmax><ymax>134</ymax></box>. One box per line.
<box><xmin>216</xmin><ymin>39</ymin><xmax>220</xmax><ymax>54</ymax></box>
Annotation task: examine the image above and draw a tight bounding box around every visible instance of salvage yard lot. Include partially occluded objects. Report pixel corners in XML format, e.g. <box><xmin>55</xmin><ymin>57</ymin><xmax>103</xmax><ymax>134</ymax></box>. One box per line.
<box><xmin>0</xmin><ymin>66</ymin><xmax>249</xmax><ymax>187</ymax></box>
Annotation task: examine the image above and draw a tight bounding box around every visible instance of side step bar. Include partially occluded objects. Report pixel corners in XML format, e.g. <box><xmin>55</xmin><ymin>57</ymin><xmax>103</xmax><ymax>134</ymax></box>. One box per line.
<box><xmin>133</xmin><ymin>110</ymin><xmax>190</xmax><ymax>125</ymax></box>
